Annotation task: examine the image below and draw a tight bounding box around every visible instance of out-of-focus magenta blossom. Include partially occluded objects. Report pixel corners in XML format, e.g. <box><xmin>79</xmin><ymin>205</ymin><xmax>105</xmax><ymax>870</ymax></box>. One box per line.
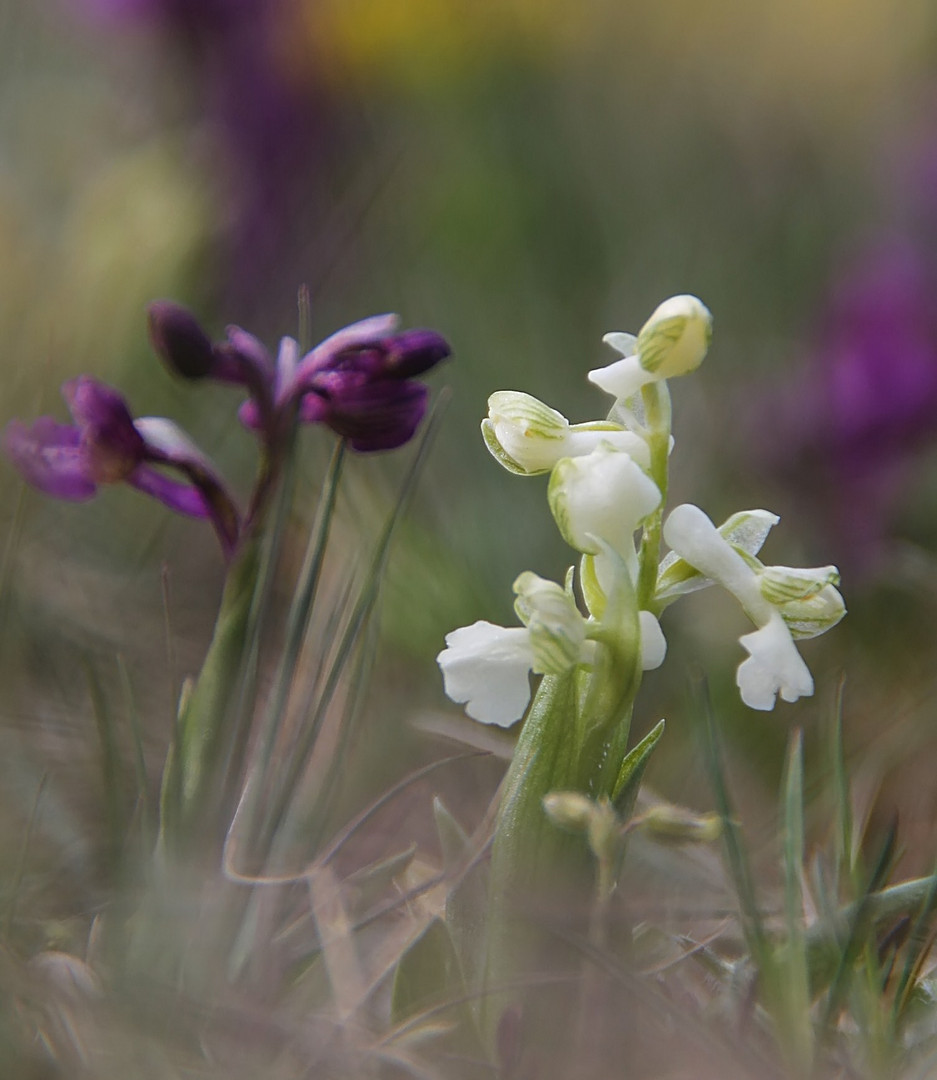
<box><xmin>148</xmin><ymin>301</ymin><xmax>451</xmax><ymax>452</ymax></box>
<box><xmin>4</xmin><ymin>376</ymin><xmax>240</xmax><ymax>556</ymax></box>
<box><xmin>72</xmin><ymin>0</ymin><xmax>337</xmax><ymax>310</ymax></box>
<box><xmin>763</xmin><ymin>235</ymin><xmax>937</xmax><ymax>575</ymax></box>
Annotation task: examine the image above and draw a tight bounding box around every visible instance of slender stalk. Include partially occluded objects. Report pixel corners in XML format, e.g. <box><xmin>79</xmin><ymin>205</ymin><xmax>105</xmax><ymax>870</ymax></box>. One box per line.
<box><xmin>235</xmin><ymin>439</ymin><xmax>346</xmax><ymax>854</ymax></box>
<box><xmin>636</xmin><ymin>381</ymin><xmax>671</xmax><ymax>611</ymax></box>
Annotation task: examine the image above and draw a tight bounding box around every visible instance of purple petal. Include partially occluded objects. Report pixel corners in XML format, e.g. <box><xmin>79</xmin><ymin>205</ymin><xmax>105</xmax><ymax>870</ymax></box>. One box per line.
<box><xmin>238</xmin><ymin>398</ymin><xmax>264</xmax><ymax>431</ymax></box>
<box><xmin>288</xmin><ymin>314</ymin><xmax>399</xmax><ymax>393</ymax></box>
<box><xmin>224</xmin><ymin>326</ymin><xmax>275</xmax><ymax>380</ymax></box>
<box><xmin>133</xmin><ymin>416</ymin><xmax>241</xmax><ymax>553</ymax></box>
<box><xmin>382</xmin><ymin>329</ymin><xmax>451</xmax><ymax>379</ymax></box>
<box><xmin>296</xmin><ymin>392</ymin><xmax>330</xmax><ymax>424</ymax></box>
<box><xmin>62</xmin><ymin>376</ymin><xmax>147</xmax><ymax>483</ymax></box>
<box><xmin>322</xmin><ymin>380</ymin><xmax>428</xmax><ymax>452</ymax></box>
<box><xmin>147</xmin><ymin>300</ymin><xmax>216</xmax><ymax>379</ymax></box>
<box><xmin>128</xmin><ymin>466</ymin><xmax>211</xmax><ymax>517</ymax></box>
<box><xmin>3</xmin><ymin>417</ymin><xmax>97</xmax><ymax>500</ymax></box>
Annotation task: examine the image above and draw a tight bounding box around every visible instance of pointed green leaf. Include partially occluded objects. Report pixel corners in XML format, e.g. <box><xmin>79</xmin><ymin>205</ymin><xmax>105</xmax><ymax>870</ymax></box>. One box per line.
<box><xmin>612</xmin><ymin>719</ymin><xmax>665</xmax><ymax>819</ymax></box>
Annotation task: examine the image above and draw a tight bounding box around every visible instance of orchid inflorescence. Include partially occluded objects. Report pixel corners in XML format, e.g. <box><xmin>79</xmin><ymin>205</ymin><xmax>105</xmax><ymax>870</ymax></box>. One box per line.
<box><xmin>438</xmin><ymin>294</ymin><xmax>846</xmax><ymax>720</ymax></box>
<box><xmin>4</xmin><ymin>302</ymin><xmax>450</xmax><ymax>559</ymax></box>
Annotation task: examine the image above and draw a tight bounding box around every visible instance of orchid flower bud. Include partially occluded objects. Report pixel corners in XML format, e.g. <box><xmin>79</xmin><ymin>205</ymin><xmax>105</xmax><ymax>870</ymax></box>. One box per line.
<box><xmin>482</xmin><ymin>391</ymin><xmax>650</xmax><ymax>476</ymax></box>
<box><xmin>589</xmin><ymin>295</ymin><xmax>712</xmax><ymax>403</ymax></box>
<box><xmin>513</xmin><ymin>571</ymin><xmax>587</xmax><ymax>674</ymax></box>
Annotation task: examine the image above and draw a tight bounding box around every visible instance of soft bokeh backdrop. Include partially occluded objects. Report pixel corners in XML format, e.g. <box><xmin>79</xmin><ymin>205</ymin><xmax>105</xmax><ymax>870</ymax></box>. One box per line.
<box><xmin>5</xmin><ymin>0</ymin><xmax>937</xmax><ymax>957</ymax></box>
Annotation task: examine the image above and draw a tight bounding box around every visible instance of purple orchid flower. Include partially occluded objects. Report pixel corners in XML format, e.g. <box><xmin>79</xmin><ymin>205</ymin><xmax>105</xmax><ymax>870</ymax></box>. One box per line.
<box><xmin>4</xmin><ymin>377</ymin><xmax>240</xmax><ymax>557</ymax></box>
<box><xmin>148</xmin><ymin>302</ymin><xmax>451</xmax><ymax>452</ymax></box>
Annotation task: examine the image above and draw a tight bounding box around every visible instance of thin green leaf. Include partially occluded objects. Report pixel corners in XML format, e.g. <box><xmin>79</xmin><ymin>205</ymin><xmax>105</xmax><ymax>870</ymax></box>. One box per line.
<box><xmin>820</xmin><ymin>818</ymin><xmax>898</xmax><ymax>1036</ymax></box>
<box><xmin>890</xmin><ymin>861</ymin><xmax>937</xmax><ymax>1031</ymax></box>
<box><xmin>612</xmin><ymin>719</ymin><xmax>665</xmax><ymax>819</ymax></box>
<box><xmin>256</xmin><ymin>393</ymin><xmax>451</xmax><ymax>859</ymax></box>
<box><xmin>778</xmin><ymin>728</ymin><xmax>811</xmax><ymax>1075</ymax></box>
<box><xmin>85</xmin><ymin>660</ymin><xmax>125</xmax><ymax>869</ymax></box>
<box><xmin>117</xmin><ymin>655</ymin><xmax>152</xmax><ymax>850</ymax></box>
<box><xmin>694</xmin><ymin>677</ymin><xmax>771</xmax><ymax>977</ymax></box>
<box><xmin>830</xmin><ymin>676</ymin><xmax>853</xmax><ymax>891</ymax></box>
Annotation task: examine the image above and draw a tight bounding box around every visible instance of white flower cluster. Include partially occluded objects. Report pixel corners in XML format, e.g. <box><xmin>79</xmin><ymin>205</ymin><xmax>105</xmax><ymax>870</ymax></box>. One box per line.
<box><xmin>438</xmin><ymin>295</ymin><xmax>845</xmax><ymax>725</ymax></box>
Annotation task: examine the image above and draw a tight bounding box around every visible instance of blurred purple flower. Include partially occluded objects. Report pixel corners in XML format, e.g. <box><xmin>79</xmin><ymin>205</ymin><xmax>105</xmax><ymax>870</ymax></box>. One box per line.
<box><xmin>763</xmin><ymin>235</ymin><xmax>937</xmax><ymax>575</ymax></box>
<box><xmin>73</xmin><ymin>0</ymin><xmax>337</xmax><ymax>310</ymax></box>
<box><xmin>4</xmin><ymin>376</ymin><xmax>240</xmax><ymax>556</ymax></box>
<box><xmin>148</xmin><ymin>301</ymin><xmax>451</xmax><ymax>452</ymax></box>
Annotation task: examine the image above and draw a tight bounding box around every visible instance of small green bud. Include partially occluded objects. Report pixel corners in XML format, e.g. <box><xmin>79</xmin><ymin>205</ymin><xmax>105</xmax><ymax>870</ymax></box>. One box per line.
<box><xmin>543</xmin><ymin>791</ymin><xmax>595</xmax><ymax>833</ymax></box>
<box><xmin>637</xmin><ymin>803</ymin><xmax>723</xmax><ymax>844</ymax></box>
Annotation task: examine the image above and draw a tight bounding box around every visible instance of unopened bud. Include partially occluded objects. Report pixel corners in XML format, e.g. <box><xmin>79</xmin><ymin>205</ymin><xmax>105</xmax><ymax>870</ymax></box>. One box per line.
<box><xmin>513</xmin><ymin>571</ymin><xmax>586</xmax><ymax>674</ymax></box>
<box><xmin>543</xmin><ymin>791</ymin><xmax>595</xmax><ymax>833</ymax></box>
<box><xmin>636</xmin><ymin>294</ymin><xmax>712</xmax><ymax>379</ymax></box>
<box><xmin>638</xmin><ymin>803</ymin><xmax>723</xmax><ymax>844</ymax></box>
<box><xmin>147</xmin><ymin>300</ymin><xmax>215</xmax><ymax>379</ymax></box>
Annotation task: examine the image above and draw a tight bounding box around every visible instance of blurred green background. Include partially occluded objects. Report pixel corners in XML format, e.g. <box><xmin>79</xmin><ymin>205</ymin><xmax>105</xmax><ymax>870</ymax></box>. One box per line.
<box><xmin>4</xmin><ymin>0</ymin><xmax>937</xmax><ymax>907</ymax></box>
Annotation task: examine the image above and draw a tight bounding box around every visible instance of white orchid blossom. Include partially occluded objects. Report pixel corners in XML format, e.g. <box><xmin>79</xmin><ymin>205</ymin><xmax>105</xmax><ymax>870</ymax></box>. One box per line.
<box><xmin>437</xmin><ymin>572</ymin><xmax>594</xmax><ymax>727</ymax></box>
<box><xmin>662</xmin><ymin>504</ymin><xmax>844</xmax><ymax>710</ymax></box>
<box><xmin>482</xmin><ymin>391</ymin><xmax>651</xmax><ymax>476</ymax></box>
<box><xmin>589</xmin><ymin>295</ymin><xmax>712</xmax><ymax>404</ymax></box>
<box><xmin>548</xmin><ymin>443</ymin><xmax>660</xmax><ymax>581</ymax></box>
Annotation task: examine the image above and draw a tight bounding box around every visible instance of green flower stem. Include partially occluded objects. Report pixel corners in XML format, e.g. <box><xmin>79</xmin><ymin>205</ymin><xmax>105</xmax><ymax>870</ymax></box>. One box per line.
<box><xmin>636</xmin><ymin>380</ymin><xmax>671</xmax><ymax>612</ymax></box>
<box><xmin>158</xmin><ymin>530</ymin><xmax>263</xmax><ymax>855</ymax></box>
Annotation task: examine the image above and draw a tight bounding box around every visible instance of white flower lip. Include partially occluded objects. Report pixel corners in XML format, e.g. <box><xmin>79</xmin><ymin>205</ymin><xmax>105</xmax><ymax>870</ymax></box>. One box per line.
<box><xmin>737</xmin><ymin>613</ymin><xmax>814</xmax><ymax>710</ymax></box>
<box><xmin>438</xmin><ymin>573</ymin><xmax>592</xmax><ymax>727</ymax></box>
<box><xmin>437</xmin><ymin>621</ymin><xmax>535</xmax><ymax>728</ymax></box>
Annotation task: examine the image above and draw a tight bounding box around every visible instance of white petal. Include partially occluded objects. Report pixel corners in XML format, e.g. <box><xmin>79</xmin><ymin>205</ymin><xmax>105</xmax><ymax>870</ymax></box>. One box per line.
<box><xmin>588</xmin><ymin>353</ymin><xmax>655</xmax><ymax>402</ymax></box>
<box><xmin>566</xmin><ymin>427</ymin><xmax>651</xmax><ymax>470</ymax></box>
<box><xmin>437</xmin><ymin>622</ymin><xmax>534</xmax><ymax>727</ymax></box>
<box><xmin>602</xmin><ymin>331</ymin><xmax>638</xmax><ymax>357</ymax></box>
<box><xmin>550</xmin><ymin>445</ymin><xmax>661</xmax><ymax>557</ymax></box>
<box><xmin>639</xmin><ymin>611</ymin><xmax>667</xmax><ymax>670</ymax></box>
<box><xmin>721</xmin><ymin>509</ymin><xmax>780</xmax><ymax>557</ymax></box>
<box><xmin>663</xmin><ymin>504</ymin><xmax>771</xmax><ymax>623</ymax></box>
<box><xmin>737</xmin><ymin>615</ymin><xmax>814</xmax><ymax>711</ymax></box>
<box><xmin>656</xmin><ymin>508</ymin><xmax>780</xmax><ymax>602</ymax></box>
